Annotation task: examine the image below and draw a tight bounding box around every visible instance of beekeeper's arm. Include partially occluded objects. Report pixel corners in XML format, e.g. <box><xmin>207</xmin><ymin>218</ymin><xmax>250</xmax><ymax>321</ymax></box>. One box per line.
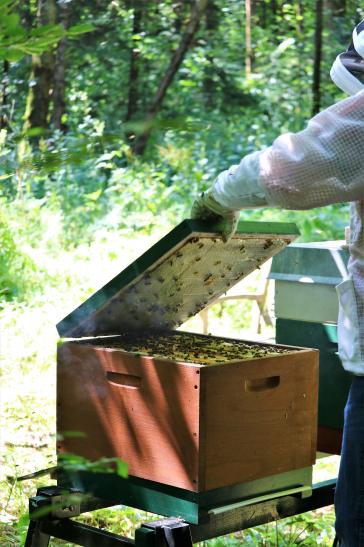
<box><xmin>192</xmin><ymin>89</ymin><xmax>364</xmax><ymax>239</ymax></box>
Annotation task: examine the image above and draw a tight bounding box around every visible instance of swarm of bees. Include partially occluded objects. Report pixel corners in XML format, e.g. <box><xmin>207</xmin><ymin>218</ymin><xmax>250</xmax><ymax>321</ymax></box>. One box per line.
<box><xmin>92</xmin><ymin>331</ymin><xmax>291</xmax><ymax>365</ymax></box>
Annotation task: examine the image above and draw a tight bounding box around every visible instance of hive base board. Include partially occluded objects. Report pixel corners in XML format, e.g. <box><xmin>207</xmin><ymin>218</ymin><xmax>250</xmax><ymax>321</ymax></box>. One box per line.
<box><xmin>58</xmin><ymin>467</ymin><xmax>312</xmax><ymax>525</ymax></box>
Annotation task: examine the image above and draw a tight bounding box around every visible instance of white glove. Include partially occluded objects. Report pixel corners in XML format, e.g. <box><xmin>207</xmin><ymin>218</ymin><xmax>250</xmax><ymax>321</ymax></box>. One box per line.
<box><xmin>191</xmin><ymin>188</ymin><xmax>240</xmax><ymax>242</ymax></box>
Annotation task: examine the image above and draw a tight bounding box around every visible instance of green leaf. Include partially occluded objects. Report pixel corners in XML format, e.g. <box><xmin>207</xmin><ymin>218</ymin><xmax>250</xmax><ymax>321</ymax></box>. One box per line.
<box><xmin>67</xmin><ymin>23</ymin><xmax>95</xmax><ymax>37</ymax></box>
<box><xmin>5</xmin><ymin>48</ymin><xmax>24</xmax><ymax>61</ymax></box>
<box><xmin>6</xmin><ymin>26</ymin><xmax>26</xmax><ymax>39</ymax></box>
<box><xmin>180</xmin><ymin>80</ymin><xmax>196</xmax><ymax>87</ymax></box>
<box><xmin>1</xmin><ymin>13</ymin><xmax>20</xmax><ymax>32</ymax></box>
<box><xmin>85</xmin><ymin>189</ymin><xmax>102</xmax><ymax>201</ymax></box>
<box><xmin>29</xmin><ymin>28</ymin><xmax>65</xmax><ymax>44</ymax></box>
<box><xmin>0</xmin><ymin>0</ymin><xmax>15</xmax><ymax>9</ymax></box>
<box><xmin>116</xmin><ymin>459</ymin><xmax>128</xmax><ymax>478</ymax></box>
<box><xmin>23</xmin><ymin>127</ymin><xmax>45</xmax><ymax>137</ymax></box>
<box><xmin>30</xmin><ymin>24</ymin><xmax>61</xmax><ymax>37</ymax></box>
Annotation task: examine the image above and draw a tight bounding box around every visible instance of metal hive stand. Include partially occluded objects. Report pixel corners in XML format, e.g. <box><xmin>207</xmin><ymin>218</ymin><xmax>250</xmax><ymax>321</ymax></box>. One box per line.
<box><xmin>25</xmin><ymin>479</ymin><xmax>336</xmax><ymax>546</ymax></box>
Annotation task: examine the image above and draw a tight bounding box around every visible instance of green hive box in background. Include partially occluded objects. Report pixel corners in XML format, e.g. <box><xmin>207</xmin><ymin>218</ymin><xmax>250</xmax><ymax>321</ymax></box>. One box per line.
<box><xmin>270</xmin><ymin>241</ymin><xmax>352</xmax><ymax>454</ymax></box>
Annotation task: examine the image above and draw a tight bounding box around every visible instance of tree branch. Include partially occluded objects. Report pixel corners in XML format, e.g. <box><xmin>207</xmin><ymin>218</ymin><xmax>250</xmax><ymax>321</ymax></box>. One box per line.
<box><xmin>132</xmin><ymin>0</ymin><xmax>208</xmax><ymax>155</ymax></box>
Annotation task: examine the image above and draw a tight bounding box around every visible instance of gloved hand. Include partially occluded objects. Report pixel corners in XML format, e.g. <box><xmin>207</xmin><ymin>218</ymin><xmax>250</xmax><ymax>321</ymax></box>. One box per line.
<box><xmin>191</xmin><ymin>188</ymin><xmax>239</xmax><ymax>242</ymax></box>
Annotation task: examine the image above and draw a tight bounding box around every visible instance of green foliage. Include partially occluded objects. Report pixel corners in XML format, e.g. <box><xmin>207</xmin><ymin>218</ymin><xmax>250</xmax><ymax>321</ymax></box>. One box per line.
<box><xmin>0</xmin><ymin>1</ymin><xmax>94</xmax><ymax>61</ymax></box>
<box><xmin>0</xmin><ymin>0</ymin><xmax>355</xmax><ymax>252</ymax></box>
<box><xmin>58</xmin><ymin>453</ymin><xmax>128</xmax><ymax>478</ymax></box>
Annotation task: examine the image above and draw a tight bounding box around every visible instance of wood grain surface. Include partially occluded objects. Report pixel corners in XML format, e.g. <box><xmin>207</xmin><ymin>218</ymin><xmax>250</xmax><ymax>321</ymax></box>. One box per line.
<box><xmin>201</xmin><ymin>350</ymin><xmax>318</xmax><ymax>490</ymax></box>
<box><xmin>57</xmin><ymin>342</ymin><xmax>201</xmax><ymax>491</ymax></box>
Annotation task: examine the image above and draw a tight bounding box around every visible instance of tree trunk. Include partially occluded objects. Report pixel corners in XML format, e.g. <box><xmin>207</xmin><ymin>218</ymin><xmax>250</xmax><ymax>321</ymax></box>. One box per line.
<box><xmin>125</xmin><ymin>0</ymin><xmax>143</xmax><ymax>125</ymax></box>
<box><xmin>173</xmin><ymin>0</ymin><xmax>190</xmax><ymax>33</ymax></box>
<box><xmin>312</xmin><ymin>0</ymin><xmax>323</xmax><ymax>116</ymax></box>
<box><xmin>23</xmin><ymin>0</ymin><xmax>57</xmax><ymax>133</ymax></box>
<box><xmin>0</xmin><ymin>61</ymin><xmax>10</xmax><ymax>130</ymax></box>
<box><xmin>51</xmin><ymin>1</ymin><xmax>68</xmax><ymax>131</ymax></box>
<box><xmin>270</xmin><ymin>0</ymin><xmax>277</xmax><ymax>16</ymax></box>
<box><xmin>132</xmin><ymin>0</ymin><xmax>208</xmax><ymax>155</ymax></box>
<box><xmin>245</xmin><ymin>0</ymin><xmax>252</xmax><ymax>77</ymax></box>
<box><xmin>203</xmin><ymin>0</ymin><xmax>219</xmax><ymax>109</ymax></box>
<box><xmin>258</xmin><ymin>0</ymin><xmax>267</xmax><ymax>28</ymax></box>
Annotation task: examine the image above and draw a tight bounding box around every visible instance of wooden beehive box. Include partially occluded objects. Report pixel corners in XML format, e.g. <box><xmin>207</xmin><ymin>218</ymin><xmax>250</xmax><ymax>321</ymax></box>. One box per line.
<box><xmin>57</xmin><ymin>220</ymin><xmax>319</xmax><ymax>493</ymax></box>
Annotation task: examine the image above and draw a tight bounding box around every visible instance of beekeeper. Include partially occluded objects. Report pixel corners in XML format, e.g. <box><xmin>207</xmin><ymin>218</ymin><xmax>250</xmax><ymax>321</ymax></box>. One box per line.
<box><xmin>191</xmin><ymin>21</ymin><xmax>364</xmax><ymax>547</ymax></box>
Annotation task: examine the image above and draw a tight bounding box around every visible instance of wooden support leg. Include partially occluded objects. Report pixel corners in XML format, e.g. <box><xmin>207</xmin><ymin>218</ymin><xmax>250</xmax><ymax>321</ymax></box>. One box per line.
<box><xmin>24</xmin><ymin>520</ymin><xmax>50</xmax><ymax>547</ymax></box>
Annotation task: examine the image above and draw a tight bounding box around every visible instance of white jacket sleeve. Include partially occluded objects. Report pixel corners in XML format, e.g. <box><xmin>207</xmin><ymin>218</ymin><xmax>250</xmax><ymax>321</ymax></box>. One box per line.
<box><xmin>212</xmin><ymin>90</ymin><xmax>364</xmax><ymax>210</ymax></box>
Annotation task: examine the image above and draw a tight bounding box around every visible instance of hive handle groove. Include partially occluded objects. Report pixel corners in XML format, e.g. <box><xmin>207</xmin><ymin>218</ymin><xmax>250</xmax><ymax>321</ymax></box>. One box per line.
<box><xmin>245</xmin><ymin>375</ymin><xmax>280</xmax><ymax>392</ymax></box>
<box><xmin>106</xmin><ymin>371</ymin><xmax>142</xmax><ymax>388</ymax></box>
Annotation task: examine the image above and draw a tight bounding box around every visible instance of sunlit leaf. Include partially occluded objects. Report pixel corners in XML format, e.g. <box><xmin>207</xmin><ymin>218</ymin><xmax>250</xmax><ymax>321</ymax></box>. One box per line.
<box><xmin>116</xmin><ymin>459</ymin><xmax>128</xmax><ymax>478</ymax></box>
<box><xmin>85</xmin><ymin>189</ymin><xmax>102</xmax><ymax>201</ymax></box>
<box><xmin>23</xmin><ymin>127</ymin><xmax>45</xmax><ymax>137</ymax></box>
<box><xmin>67</xmin><ymin>23</ymin><xmax>95</xmax><ymax>37</ymax></box>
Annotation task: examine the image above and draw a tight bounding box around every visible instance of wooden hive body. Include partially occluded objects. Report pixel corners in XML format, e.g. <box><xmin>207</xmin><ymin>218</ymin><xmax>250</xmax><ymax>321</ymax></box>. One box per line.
<box><xmin>57</xmin><ymin>334</ymin><xmax>318</xmax><ymax>492</ymax></box>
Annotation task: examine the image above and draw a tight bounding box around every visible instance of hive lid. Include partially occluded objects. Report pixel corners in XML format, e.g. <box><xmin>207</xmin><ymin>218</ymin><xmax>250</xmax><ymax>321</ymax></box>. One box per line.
<box><xmin>57</xmin><ymin>219</ymin><xmax>299</xmax><ymax>338</ymax></box>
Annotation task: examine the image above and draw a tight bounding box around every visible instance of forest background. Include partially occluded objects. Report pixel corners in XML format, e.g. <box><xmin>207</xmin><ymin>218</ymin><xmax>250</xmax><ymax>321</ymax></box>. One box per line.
<box><xmin>0</xmin><ymin>0</ymin><xmax>361</xmax><ymax>545</ymax></box>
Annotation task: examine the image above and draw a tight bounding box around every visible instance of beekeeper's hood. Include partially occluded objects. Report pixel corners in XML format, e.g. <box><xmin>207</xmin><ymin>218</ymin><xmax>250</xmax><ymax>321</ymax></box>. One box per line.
<box><xmin>331</xmin><ymin>19</ymin><xmax>364</xmax><ymax>95</ymax></box>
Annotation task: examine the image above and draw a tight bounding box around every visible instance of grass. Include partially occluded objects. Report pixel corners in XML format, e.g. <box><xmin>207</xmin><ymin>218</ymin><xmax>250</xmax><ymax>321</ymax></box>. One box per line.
<box><xmin>0</xmin><ymin>224</ymin><xmax>338</xmax><ymax>546</ymax></box>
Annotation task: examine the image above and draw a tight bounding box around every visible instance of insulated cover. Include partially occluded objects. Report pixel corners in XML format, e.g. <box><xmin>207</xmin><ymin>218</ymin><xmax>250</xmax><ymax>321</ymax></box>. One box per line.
<box><xmin>57</xmin><ymin>219</ymin><xmax>299</xmax><ymax>338</ymax></box>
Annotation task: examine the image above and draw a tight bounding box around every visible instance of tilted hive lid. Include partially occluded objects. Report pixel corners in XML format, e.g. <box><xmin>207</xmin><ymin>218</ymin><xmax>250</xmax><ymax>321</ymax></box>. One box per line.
<box><xmin>57</xmin><ymin>219</ymin><xmax>299</xmax><ymax>338</ymax></box>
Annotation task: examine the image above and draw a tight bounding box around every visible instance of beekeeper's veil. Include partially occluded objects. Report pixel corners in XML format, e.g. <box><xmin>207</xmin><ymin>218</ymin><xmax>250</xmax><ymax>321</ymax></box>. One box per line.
<box><xmin>331</xmin><ymin>19</ymin><xmax>364</xmax><ymax>95</ymax></box>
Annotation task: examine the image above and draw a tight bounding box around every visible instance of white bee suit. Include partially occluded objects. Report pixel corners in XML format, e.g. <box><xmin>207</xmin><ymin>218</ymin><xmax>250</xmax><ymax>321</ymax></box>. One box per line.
<box><xmin>211</xmin><ymin>90</ymin><xmax>364</xmax><ymax>374</ymax></box>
